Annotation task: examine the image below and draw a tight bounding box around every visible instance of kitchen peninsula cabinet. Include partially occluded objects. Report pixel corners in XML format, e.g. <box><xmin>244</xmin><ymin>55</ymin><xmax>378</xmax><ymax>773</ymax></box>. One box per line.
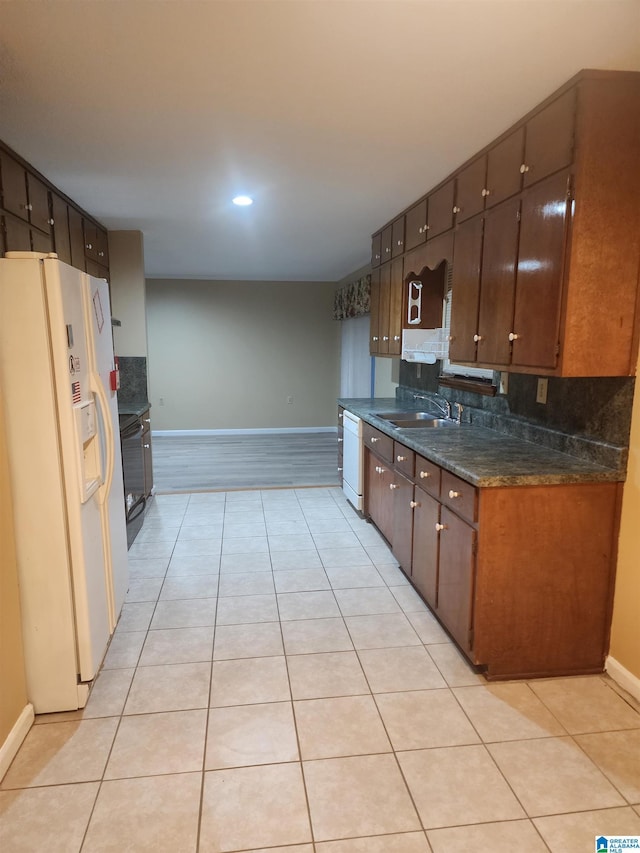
<box><xmin>370</xmin><ymin>70</ymin><xmax>640</xmax><ymax>377</ymax></box>
<box><xmin>359</xmin><ymin>416</ymin><xmax>620</xmax><ymax>680</ymax></box>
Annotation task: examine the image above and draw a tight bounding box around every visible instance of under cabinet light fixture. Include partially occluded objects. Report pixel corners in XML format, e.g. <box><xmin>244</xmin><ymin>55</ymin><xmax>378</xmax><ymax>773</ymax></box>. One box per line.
<box><xmin>232</xmin><ymin>195</ymin><xmax>253</xmax><ymax>206</ymax></box>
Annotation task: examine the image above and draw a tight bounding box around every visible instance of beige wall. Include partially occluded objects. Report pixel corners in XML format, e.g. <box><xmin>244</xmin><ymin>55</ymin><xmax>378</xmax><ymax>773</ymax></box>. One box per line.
<box><xmin>0</xmin><ymin>393</ymin><xmax>28</xmax><ymax>747</ymax></box>
<box><xmin>609</xmin><ymin>365</ymin><xmax>640</xmax><ymax>680</ymax></box>
<box><xmin>146</xmin><ymin>279</ymin><xmax>340</xmax><ymax>430</ymax></box>
<box><xmin>108</xmin><ymin>231</ymin><xmax>147</xmax><ymax>358</ymax></box>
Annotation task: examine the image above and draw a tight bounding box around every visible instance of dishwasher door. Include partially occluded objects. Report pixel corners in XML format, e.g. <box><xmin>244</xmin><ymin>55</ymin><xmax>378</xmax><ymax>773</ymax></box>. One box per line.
<box><xmin>342</xmin><ymin>411</ymin><xmax>363</xmax><ymax>511</ymax></box>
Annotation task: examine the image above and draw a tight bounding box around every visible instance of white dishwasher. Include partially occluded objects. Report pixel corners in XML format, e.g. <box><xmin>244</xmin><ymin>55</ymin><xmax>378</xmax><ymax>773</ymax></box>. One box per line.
<box><xmin>342</xmin><ymin>410</ymin><xmax>364</xmax><ymax>511</ymax></box>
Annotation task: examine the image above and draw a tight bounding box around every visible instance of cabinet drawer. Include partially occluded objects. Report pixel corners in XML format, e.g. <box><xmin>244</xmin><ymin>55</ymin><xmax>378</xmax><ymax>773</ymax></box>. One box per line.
<box><xmin>393</xmin><ymin>443</ymin><xmax>414</xmax><ymax>477</ymax></box>
<box><xmin>363</xmin><ymin>423</ymin><xmax>393</xmax><ymax>463</ymax></box>
<box><xmin>441</xmin><ymin>470</ymin><xmax>477</xmax><ymax>523</ymax></box>
<box><xmin>414</xmin><ymin>455</ymin><xmax>441</xmax><ymax>498</ymax></box>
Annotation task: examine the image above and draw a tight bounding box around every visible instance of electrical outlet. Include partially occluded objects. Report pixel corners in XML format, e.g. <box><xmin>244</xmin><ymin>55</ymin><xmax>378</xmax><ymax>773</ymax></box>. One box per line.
<box><xmin>159</xmin><ymin>397</ymin><xmax>165</xmax><ymax>406</ymax></box>
<box><xmin>499</xmin><ymin>372</ymin><xmax>509</xmax><ymax>395</ymax></box>
<box><xmin>286</xmin><ymin>395</ymin><xmax>293</xmax><ymax>405</ymax></box>
<box><xmin>536</xmin><ymin>378</ymin><xmax>548</xmax><ymax>404</ymax></box>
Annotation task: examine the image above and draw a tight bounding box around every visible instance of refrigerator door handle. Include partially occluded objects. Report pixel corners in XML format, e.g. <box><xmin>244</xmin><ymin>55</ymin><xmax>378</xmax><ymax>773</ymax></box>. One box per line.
<box><xmin>91</xmin><ymin>375</ymin><xmax>114</xmax><ymax>506</ymax></box>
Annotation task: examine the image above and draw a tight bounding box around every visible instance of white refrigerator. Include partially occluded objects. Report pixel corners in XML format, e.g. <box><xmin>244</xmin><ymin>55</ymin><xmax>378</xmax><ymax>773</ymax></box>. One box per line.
<box><xmin>0</xmin><ymin>252</ymin><xmax>129</xmax><ymax>713</ymax></box>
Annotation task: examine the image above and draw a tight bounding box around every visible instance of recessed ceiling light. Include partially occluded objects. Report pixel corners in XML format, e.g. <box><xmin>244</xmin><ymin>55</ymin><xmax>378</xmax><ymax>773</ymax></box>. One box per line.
<box><xmin>232</xmin><ymin>195</ymin><xmax>253</xmax><ymax>206</ymax></box>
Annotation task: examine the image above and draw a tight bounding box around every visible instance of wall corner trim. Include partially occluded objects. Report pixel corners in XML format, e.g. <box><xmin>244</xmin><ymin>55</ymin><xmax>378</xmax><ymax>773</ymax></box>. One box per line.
<box><xmin>0</xmin><ymin>703</ymin><xmax>34</xmax><ymax>782</ymax></box>
<box><xmin>605</xmin><ymin>655</ymin><xmax>640</xmax><ymax>705</ymax></box>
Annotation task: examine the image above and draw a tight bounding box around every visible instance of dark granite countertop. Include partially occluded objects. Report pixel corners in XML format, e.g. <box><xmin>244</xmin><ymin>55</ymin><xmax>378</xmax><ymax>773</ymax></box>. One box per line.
<box><xmin>118</xmin><ymin>401</ymin><xmax>150</xmax><ymax>418</ymax></box>
<box><xmin>338</xmin><ymin>397</ymin><xmax>624</xmax><ymax>487</ymax></box>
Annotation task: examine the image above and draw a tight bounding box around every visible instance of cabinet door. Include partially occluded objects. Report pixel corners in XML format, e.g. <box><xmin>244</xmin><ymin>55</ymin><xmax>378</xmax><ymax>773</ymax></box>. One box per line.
<box><xmin>437</xmin><ymin>507</ymin><xmax>476</xmax><ymax>654</ymax></box>
<box><xmin>378</xmin><ymin>262</ymin><xmax>391</xmax><ymax>354</ymax></box>
<box><xmin>0</xmin><ymin>153</ymin><xmax>29</xmax><ymax>221</ymax></box>
<box><xmin>392</xmin><ymin>472</ymin><xmax>414</xmax><ymax>576</ymax></box>
<box><xmin>455</xmin><ymin>156</ymin><xmax>486</xmax><ymax>223</ymax></box>
<box><xmin>2</xmin><ymin>216</ymin><xmax>32</xmax><ymax>252</ymax></box>
<box><xmin>50</xmin><ymin>194</ymin><xmax>72</xmax><ymax>265</ymax></box>
<box><xmin>449</xmin><ymin>217</ymin><xmax>483</xmax><ymax>364</ymax></box>
<box><xmin>485</xmin><ymin>128</ymin><xmax>524</xmax><ymax>208</ymax></box>
<box><xmin>371</xmin><ymin>232</ymin><xmax>382</xmax><ymax>268</ymax></box>
<box><xmin>31</xmin><ymin>228</ymin><xmax>53</xmax><ymax>253</ymax></box>
<box><xmin>95</xmin><ymin>228</ymin><xmax>109</xmax><ymax>268</ymax></box>
<box><xmin>391</xmin><ymin>216</ymin><xmax>405</xmax><ymax>258</ymax></box>
<box><xmin>388</xmin><ymin>257</ymin><xmax>403</xmax><ymax>355</ymax></box>
<box><xmin>369</xmin><ymin>268</ymin><xmax>381</xmax><ymax>354</ymax></box>
<box><xmin>411</xmin><ymin>487</ymin><xmax>440</xmax><ymax>609</ymax></box>
<box><xmin>380</xmin><ymin>225</ymin><xmax>393</xmax><ymax>264</ymax></box>
<box><xmin>511</xmin><ymin>171</ymin><xmax>569</xmax><ymax>369</ymax></box>
<box><xmin>522</xmin><ymin>88</ymin><xmax>576</xmax><ymax>188</ymax></box>
<box><xmin>365</xmin><ymin>451</ymin><xmax>394</xmax><ymax>543</ymax></box>
<box><xmin>26</xmin><ymin>174</ymin><xmax>51</xmax><ymax>233</ymax></box>
<box><xmin>68</xmin><ymin>206</ymin><xmax>86</xmax><ymax>270</ymax></box>
<box><xmin>476</xmin><ymin>198</ymin><xmax>520</xmax><ymax>366</ymax></box>
<box><xmin>427</xmin><ymin>180</ymin><xmax>455</xmax><ymax>238</ymax></box>
<box><xmin>84</xmin><ymin>220</ymin><xmax>98</xmax><ymax>260</ymax></box>
<box><xmin>404</xmin><ymin>198</ymin><xmax>428</xmax><ymax>252</ymax></box>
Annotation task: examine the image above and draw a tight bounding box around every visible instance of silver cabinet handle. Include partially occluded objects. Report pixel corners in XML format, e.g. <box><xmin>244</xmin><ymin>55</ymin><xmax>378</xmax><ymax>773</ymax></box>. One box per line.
<box><xmin>448</xmin><ymin>490</ymin><xmax>461</xmax><ymax>499</ymax></box>
<box><xmin>435</xmin><ymin>522</ymin><xmax>446</xmax><ymax>531</ymax></box>
<box><xmin>396</xmin><ymin>455</ymin><xmax>406</xmax><ymax>462</ymax></box>
<box><xmin>508</xmin><ymin>332</ymin><xmax>519</xmax><ymax>341</ymax></box>
<box><xmin>410</xmin><ymin>500</ymin><xmax>419</xmax><ymax>509</ymax></box>
<box><xmin>520</xmin><ymin>164</ymin><xmax>530</xmax><ymax>174</ymax></box>
<box><xmin>370</xmin><ymin>437</ymin><xmax>379</xmax><ymax>443</ymax></box>
<box><xmin>419</xmin><ymin>470</ymin><xmax>430</xmax><ymax>479</ymax></box>
<box><xmin>389</xmin><ymin>483</ymin><xmax>398</xmax><ymax>490</ymax></box>
<box><xmin>473</xmin><ymin>334</ymin><xmax>483</xmax><ymax>342</ymax></box>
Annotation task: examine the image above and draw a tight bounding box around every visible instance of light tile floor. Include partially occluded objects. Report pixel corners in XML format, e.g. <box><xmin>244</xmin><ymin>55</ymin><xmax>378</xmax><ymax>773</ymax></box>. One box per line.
<box><xmin>2</xmin><ymin>487</ymin><xmax>640</xmax><ymax>852</ymax></box>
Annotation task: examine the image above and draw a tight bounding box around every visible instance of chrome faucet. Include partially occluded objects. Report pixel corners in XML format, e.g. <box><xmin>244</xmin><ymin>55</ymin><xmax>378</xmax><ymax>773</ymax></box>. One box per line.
<box><xmin>412</xmin><ymin>392</ymin><xmax>452</xmax><ymax>420</ymax></box>
<box><xmin>454</xmin><ymin>402</ymin><xmax>464</xmax><ymax>424</ymax></box>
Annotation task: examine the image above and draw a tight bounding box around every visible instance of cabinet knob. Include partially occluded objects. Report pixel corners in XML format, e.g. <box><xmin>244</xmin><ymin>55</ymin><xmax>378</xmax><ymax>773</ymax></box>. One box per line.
<box><xmin>98</xmin><ymin>250</ymin><xmax>105</xmax><ymax>257</ymax></box>
<box><xmin>385</xmin><ymin>247</ymin><xmax>391</xmax><ymax>253</ymax></box>
<box><xmin>397</xmin><ymin>240</ymin><xmax>403</xmax><ymax>246</ymax></box>
<box><xmin>23</xmin><ymin>203</ymin><xmax>33</xmax><ymax>211</ymax></box>
<box><xmin>410</xmin><ymin>500</ymin><xmax>420</xmax><ymax>509</ymax></box>
<box><xmin>393</xmin><ymin>335</ymin><xmax>400</xmax><ymax>341</ymax></box>
<box><xmin>144</xmin><ymin>418</ymin><xmax>151</xmax><ymax>423</ymax></box>
<box><xmin>370</xmin><ymin>437</ymin><xmax>379</xmax><ymax>443</ymax></box>
<box><xmin>382</xmin><ymin>336</ymin><xmax>389</xmax><ymax>341</ymax></box>
<box><xmin>508</xmin><ymin>332</ymin><xmax>519</xmax><ymax>341</ymax></box>
<box><xmin>372</xmin><ymin>336</ymin><xmax>379</xmax><ymax>342</ymax></box>
<box><xmin>337</xmin><ymin>466</ymin><xmax>343</xmax><ymax>472</ymax></box>
<box><xmin>338</xmin><ymin>413</ymin><xmax>343</xmax><ymax>419</ymax></box>
<box><xmin>337</xmin><ymin>437</ymin><xmax>343</xmax><ymax>443</ymax></box>
<box><xmin>452</xmin><ymin>205</ymin><xmax>461</xmax><ymax>214</ymax></box>
<box><xmin>481</xmin><ymin>188</ymin><xmax>491</xmax><ymax>198</ymax></box>
<box><xmin>419</xmin><ymin>470</ymin><xmax>430</xmax><ymax>479</ymax></box>
<box><xmin>435</xmin><ymin>522</ymin><xmax>446</xmax><ymax>532</ymax></box>
<box><xmin>448</xmin><ymin>489</ymin><xmax>461</xmax><ymax>499</ymax></box>
<box><xmin>396</xmin><ymin>455</ymin><xmax>406</xmax><ymax>462</ymax></box>
<box><xmin>375</xmin><ymin>253</ymin><xmax>380</xmax><ymax>260</ymax></box>
<box><xmin>520</xmin><ymin>164</ymin><xmax>530</xmax><ymax>174</ymax></box>
<box><xmin>375</xmin><ymin>465</ymin><xmax>384</xmax><ymax>474</ymax></box>
<box><xmin>473</xmin><ymin>334</ymin><xmax>483</xmax><ymax>342</ymax></box>
<box><xmin>144</xmin><ymin>443</ymin><xmax>150</xmax><ymax>449</ymax></box>
<box><xmin>86</xmin><ymin>243</ymin><xmax>93</xmax><ymax>250</ymax></box>
<box><xmin>48</xmin><ymin>217</ymin><xmax>55</xmax><ymax>225</ymax></box>
<box><xmin>389</xmin><ymin>483</ymin><xmax>398</xmax><ymax>490</ymax></box>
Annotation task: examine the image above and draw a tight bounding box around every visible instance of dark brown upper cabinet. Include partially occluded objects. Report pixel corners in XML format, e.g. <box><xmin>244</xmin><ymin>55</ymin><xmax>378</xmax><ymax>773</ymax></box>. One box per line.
<box><xmin>485</xmin><ymin>129</ymin><xmax>524</xmax><ymax>209</ymax></box>
<box><xmin>404</xmin><ymin>198</ymin><xmax>428</xmax><ymax>252</ymax></box>
<box><xmin>0</xmin><ymin>152</ymin><xmax>29</xmax><ymax>221</ymax></box>
<box><xmin>521</xmin><ymin>88</ymin><xmax>576</xmax><ymax>188</ymax></box>
<box><xmin>371</xmin><ymin>231</ymin><xmax>382</xmax><ymax>268</ymax></box>
<box><xmin>391</xmin><ymin>215</ymin><xmax>405</xmax><ymax>258</ymax></box>
<box><xmin>50</xmin><ymin>193</ymin><xmax>72</xmax><ymax>265</ymax></box>
<box><xmin>454</xmin><ymin>157</ymin><xmax>486</xmax><ymax>224</ymax></box>
<box><xmin>427</xmin><ymin>179</ymin><xmax>455</xmax><ymax>238</ymax></box>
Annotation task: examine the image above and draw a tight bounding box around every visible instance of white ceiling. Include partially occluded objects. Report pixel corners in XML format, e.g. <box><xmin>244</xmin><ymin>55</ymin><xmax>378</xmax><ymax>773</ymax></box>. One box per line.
<box><xmin>1</xmin><ymin>0</ymin><xmax>639</xmax><ymax>281</ymax></box>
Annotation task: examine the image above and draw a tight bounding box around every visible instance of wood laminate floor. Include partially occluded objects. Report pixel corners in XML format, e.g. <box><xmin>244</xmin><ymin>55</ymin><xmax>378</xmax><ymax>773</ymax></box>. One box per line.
<box><xmin>152</xmin><ymin>433</ymin><xmax>340</xmax><ymax>492</ymax></box>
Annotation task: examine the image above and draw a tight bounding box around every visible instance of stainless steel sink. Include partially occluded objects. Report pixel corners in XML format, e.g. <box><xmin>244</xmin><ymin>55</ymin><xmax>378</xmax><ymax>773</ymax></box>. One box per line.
<box><xmin>376</xmin><ymin>411</ymin><xmax>438</xmax><ymax>422</ymax></box>
<box><xmin>375</xmin><ymin>412</ymin><xmax>459</xmax><ymax>429</ymax></box>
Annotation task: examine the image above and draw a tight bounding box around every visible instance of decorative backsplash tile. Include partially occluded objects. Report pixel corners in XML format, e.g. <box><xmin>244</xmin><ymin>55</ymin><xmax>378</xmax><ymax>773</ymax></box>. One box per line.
<box><xmin>117</xmin><ymin>356</ymin><xmax>148</xmax><ymax>406</ymax></box>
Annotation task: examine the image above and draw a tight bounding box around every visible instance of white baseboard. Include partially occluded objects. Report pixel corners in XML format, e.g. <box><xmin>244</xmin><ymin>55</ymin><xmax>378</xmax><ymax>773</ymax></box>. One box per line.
<box><xmin>0</xmin><ymin>704</ymin><xmax>34</xmax><ymax>782</ymax></box>
<box><xmin>153</xmin><ymin>427</ymin><xmax>338</xmax><ymax>437</ymax></box>
<box><xmin>606</xmin><ymin>655</ymin><xmax>640</xmax><ymax>704</ymax></box>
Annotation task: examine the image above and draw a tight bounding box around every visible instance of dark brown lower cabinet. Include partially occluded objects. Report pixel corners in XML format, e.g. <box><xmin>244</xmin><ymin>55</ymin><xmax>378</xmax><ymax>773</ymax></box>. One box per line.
<box><xmin>410</xmin><ymin>486</ymin><xmax>439</xmax><ymax>609</ymax></box>
<box><xmin>437</xmin><ymin>507</ymin><xmax>476</xmax><ymax>654</ymax></box>
<box><xmin>361</xmin><ymin>423</ymin><xmax>621</xmax><ymax>680</ymax></box>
